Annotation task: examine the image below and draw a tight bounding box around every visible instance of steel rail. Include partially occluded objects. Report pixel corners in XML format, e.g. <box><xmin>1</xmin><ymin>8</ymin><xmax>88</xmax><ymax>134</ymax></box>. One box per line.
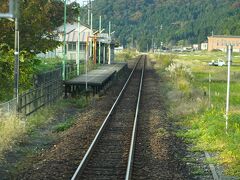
<box><xmin>71</xmin><ymin>56</ymin><xmax>143</xmax><ymax>180</ymax></box>
<box><xmin>125</xmin><ymin>55</ymin><xmax>145</xmax><ymax>180</ymax></box>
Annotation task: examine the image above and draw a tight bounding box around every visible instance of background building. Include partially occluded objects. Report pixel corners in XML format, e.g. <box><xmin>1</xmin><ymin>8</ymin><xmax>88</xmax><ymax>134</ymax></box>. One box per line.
<box><xmin>38</xmin><ymin>23</ymin><xmax>115</xmax><ymax>64</ymax></box>
<box><xmin>57</xmin><ymin>23</ymin><xmax>92</xmax><ymax>62</ymax></box>
<box><xmin>201</xmin><ymin>42</ymin><xmax>208</xmax><ymax>50</ymax></box>
<box><xmin>208</xmin><ymin>35</ymin><xmax>240</xmax><ymax>52</ymax></box>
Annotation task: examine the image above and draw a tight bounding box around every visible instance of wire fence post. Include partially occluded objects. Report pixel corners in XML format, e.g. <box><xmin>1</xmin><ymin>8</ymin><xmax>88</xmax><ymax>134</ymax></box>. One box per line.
<box><xmin>225</xmin><ymin>44</ymin><xmax>232</xmax><ymax>134</ymax></box>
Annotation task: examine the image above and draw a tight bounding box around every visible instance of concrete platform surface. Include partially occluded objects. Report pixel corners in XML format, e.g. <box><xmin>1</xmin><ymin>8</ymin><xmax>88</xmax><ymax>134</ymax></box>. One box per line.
<box><xmin>65</xmin><ymin>63</ymin><xmax>127</xmax><ymax>86</ymax></box>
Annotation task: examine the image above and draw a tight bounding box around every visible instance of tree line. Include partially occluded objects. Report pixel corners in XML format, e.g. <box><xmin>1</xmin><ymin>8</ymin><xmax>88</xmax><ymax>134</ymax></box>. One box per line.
<box><xmin>88</xmin><ymin>0</ymin><xmax>240</xmax><ymax>50</ymax></box>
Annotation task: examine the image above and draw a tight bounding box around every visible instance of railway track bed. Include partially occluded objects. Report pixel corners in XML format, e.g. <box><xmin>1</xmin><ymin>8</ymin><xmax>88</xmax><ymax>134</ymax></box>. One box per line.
<box><xmin>16</xmin><ymin>55</ymin><xmax>200</xmax><ymax>179</ymax></box>
<box><xmin>72</xmin><ymin>55</ymin><xmax>146</xmax><ymax>179</ymax></box>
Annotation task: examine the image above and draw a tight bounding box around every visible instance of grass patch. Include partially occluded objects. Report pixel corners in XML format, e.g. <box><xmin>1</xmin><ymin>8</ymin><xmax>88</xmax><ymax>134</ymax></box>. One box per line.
<box><xmin>115</xmin><ymin>49</ymin><xmax>139</xmax><ymax>62</ymax></box>
<box><xmin>156</xmin><ymin>128</ymin><xmax>169</xmax><ymax>138</ymax></box>
<box><xmin>26</xmin><ymin>107</ymin><xmax>55</xmax><ymax>133</ymax></box>
<box><xmin>63</xmin><ymin>96</ymin><xmax>89</xmax><ymax>109</ymax></box>
<box><xmin>153</xmin><ymin>51</ymin><xmax>240</xmax><ymax>177</ymax></box>
<box><xmin>53</xmin><ymin>117</ymin><xmax>75</xmax><ymax>132</ymax></box>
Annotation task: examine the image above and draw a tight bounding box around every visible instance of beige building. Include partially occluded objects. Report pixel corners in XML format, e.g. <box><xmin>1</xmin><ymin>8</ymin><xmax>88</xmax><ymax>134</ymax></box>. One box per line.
<box><xmin>201</xmin><ymin>42</ymin><xmax>208</xmax><ymax>50</ymax></box>
<box><xmin>208</xmin><ymin>35</ymin><xmax>240</xmax><ymax>52</ymax></box>
<box><xmin>56</xmin><ymin>23</ymin><xmax>93</xmax><ymax>61</ymax></box>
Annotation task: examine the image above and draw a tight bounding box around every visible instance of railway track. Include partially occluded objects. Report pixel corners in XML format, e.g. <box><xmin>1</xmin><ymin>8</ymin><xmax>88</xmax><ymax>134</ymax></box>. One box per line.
<box><xmin>71</xmin><ymin>55</ymin><xmax>146</xmax><ymax>180</ymax></box>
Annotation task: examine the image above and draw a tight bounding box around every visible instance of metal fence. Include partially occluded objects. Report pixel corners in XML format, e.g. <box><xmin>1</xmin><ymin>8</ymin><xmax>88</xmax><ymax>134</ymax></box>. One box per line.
<box><xmin>0</xmin><ymin>63</ymin><xmax>81</xmax><ymax>116</ymax></box>
<box><xmin>18</xmin><ymin>79</ymin><xmax>63</xmax><ymax>116</ymax></box>
<box><xmin>34</xmin><ymin>67</ymin><xmax>62</xmax><ymax>87</ymax></box>
<box><xmin>0</xmin><ymin>98</ymin><xmax>17</xmax><ymax>115</ymax></box>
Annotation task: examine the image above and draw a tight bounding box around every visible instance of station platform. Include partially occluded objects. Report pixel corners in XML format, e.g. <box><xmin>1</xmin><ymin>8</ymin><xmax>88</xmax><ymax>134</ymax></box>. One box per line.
<box><xmin>64</xmin><ymin>63</ymin><xmax>128</xmax><ymax>95</ymax></box>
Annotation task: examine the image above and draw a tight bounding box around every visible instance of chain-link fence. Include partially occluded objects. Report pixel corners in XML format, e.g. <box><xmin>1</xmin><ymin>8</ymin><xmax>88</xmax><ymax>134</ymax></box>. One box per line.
<box><xmin>0</xmin><ymin>98</ymin><xmax>17</xmax><ymax>116</ymax></box>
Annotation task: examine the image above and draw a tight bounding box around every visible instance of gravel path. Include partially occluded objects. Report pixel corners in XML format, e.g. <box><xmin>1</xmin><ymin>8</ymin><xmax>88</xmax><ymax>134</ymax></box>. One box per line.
<box><xmin>132</xmin><ymin>58</ymin><xmax>191</xmax><ymax>179</ymax></box>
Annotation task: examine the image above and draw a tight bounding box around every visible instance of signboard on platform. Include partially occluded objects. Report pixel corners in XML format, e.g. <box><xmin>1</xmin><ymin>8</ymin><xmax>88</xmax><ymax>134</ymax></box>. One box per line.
<box><xmin>98</xmin><ymin>33</ymin><xmax>112</xmax><ymax>44</ymax></box>
<box><xmin>0</xmin><ymin>0</ymin><xmax>15</xmax><ymax>18</ymax></box>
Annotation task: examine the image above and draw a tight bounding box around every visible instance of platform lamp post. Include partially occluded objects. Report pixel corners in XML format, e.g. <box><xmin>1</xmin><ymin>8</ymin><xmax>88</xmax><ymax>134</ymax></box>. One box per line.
<box><xmin>77</xmin><ymin>25</ymin><xmax>88</xmax><ymax>76</ymax></box>
<box><xmin>108</xmin><ymin>21</ymin><xmax>112</xmax><ymax>64</ymax></box>
<box><xmin>77</xmin><ymin>15</ymin><xmax>80</xmax><ymax>76</ymax></box>
<box><xmin>62</xmin><ymin>0</ymin><xmax>67</xmax><ymax>80</ymax></box>
<box><xmin>108</xmin><ymin>30</ymin><xmax>115</xmax><ymax>64</ymax></box>
<box><xmin>85</xmin><ymin>30</ymin><xmax>99</xmax><ymax>91</ymax></box>
<box><xmin>85</xmin><ymin>36</ymin><xmax>89</xmax><ymax>91</ymax></box>
<box><xmin>98</xmin><ymin>15</ymin><xmax>102</xmax><ymax>64</ymax></box>
<box><xmin>83</xmin><ymin>0</ymin><xmax>93</xmax><ymax>58</ymax></box>
<box><xmin>90</xmin><ymin>12</ymin><xmax>93</xmax><ymax>58</ymax></box>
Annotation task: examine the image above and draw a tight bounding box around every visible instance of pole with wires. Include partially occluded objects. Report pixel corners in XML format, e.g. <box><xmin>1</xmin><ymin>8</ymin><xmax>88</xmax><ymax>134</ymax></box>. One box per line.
<box><xmin>13</xmin><ymin>0</ymin><xmax>19</xmax><ymax>103</ymax></box>
<box><xmin>108</xmin><ymin>21</ymin><xmax>111</xmax><ymax>64</ymax></box>
<box><xmin>62</xmin><ymin>0</ymin><xmax>67</xmax><ymax>80</ymax></box>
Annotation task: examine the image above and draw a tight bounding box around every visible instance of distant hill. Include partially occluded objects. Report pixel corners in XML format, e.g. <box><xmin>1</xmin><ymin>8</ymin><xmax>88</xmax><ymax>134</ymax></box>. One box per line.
<box><xmin>83</xmin><ymin>0</ymin><xmax>240</xmax><ymax>50</ymax></box>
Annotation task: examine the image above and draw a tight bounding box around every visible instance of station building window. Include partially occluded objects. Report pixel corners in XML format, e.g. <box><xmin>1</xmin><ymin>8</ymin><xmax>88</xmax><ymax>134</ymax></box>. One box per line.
<box><xmin>68</xmin><ymin>42</ymin><xmax>76</xmax><ymax>51</ymax></box>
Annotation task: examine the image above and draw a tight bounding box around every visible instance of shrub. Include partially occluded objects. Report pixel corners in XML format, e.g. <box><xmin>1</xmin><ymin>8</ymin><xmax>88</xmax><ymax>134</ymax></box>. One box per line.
<box><xmin>165</xmin><ymin>63</ymin><xmax>193</xmax><ymax>81</ymax></box>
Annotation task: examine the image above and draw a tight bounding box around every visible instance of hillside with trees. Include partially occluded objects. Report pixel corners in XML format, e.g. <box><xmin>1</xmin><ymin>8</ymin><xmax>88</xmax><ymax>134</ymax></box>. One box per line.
<box><xmin>88</xmin><ymin>0</ymin><xmax>240</xmax><ymax>50</ymax></box>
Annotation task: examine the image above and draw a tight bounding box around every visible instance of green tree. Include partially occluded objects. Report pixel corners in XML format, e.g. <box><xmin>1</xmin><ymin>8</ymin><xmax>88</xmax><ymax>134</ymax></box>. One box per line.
<box><xmin>0</xmin><ymin>0</ymin><xmax>80</xmax><ymax>54</ymax></box>
<box><xmin>88</xmin><ymin>0</ymin><xmax>240</xmax><ymax>49</ymax></box>
<box><xmin>0</xmin><ymin>0</ymin><xmax>80</xmax><ymax>101</ymax></box>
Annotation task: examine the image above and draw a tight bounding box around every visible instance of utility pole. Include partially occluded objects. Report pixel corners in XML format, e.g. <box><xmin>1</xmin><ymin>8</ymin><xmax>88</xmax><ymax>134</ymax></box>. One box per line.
<box><xmin>225</xmin><ymin>44</ymin><xmax>233</xmax><ymax>133</ymax></box>
<box><xmin>108</xmin><ymin>21</ymin><xmax>111</xmax><ymax>64</ymax></box>
<box><xmin>14</xmin><ymin>16</ymin><xmax>19</xmax><ymax>101</ymax></box>
<box><xmin>87</xmin><ymin>0</ymin><xmax>90</xmax><ymax>25</ymax></box>
<box><xmin>98</xmin><ymin>16</ymin><xmax>101</xmax><ymax>64</ymax></box>
<box><xmin>62</xmin><ymin>0</ymin><xmax>67</xmax><ymax>80</ymax></box>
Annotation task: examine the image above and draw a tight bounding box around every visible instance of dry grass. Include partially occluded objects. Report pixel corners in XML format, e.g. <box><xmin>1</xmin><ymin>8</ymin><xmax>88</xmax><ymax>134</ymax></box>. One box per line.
<box><xmin>0</xmin><ymin>114</ymin><xmax>26</xmax><ymax>160</ymax></box>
